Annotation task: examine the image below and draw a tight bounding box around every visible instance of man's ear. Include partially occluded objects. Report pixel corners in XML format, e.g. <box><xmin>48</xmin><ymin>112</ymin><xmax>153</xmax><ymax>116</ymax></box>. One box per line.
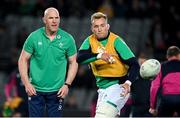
<box><xmin>107</xmin><ymin>24</ymin><xmax>110</xmax><ymax>29</ymax></box>
<box><xmin>166</xmin><ymin>55</ymin><xmax>169</xmax><ymax>60</ymax></box>
<box><xmin>42</xmin><ymin>17</ymin><xmax>46</xmax><ymax>24</ymax></box>
<box><xmin>91</xmin><ymin>25</ymin><xmax>94</xmax><ymax>33</ymax></box>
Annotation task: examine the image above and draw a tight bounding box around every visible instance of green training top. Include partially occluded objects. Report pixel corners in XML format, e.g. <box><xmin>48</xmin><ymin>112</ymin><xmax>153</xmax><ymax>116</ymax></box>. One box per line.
<box><xmin>79</xmin><ymin>34</ymin><xmax>134</xmax><ymax>89</ymax></box>
<box><xmin>23</xmin><ymin>27</ymin><xmax>77</xmax><ymax>92</ymax></box>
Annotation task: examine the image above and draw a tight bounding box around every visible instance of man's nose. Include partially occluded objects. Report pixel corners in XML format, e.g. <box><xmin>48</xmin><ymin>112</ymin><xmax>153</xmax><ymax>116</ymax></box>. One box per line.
<box><xmin>98</xmin><ymin>27</ymin><xmax>102</xmax><ymax>32</ymax></box>
<box><xmin>52</xmin><ymin>18</ymin><xmax>56</xmax><ymax>22</ymax></box>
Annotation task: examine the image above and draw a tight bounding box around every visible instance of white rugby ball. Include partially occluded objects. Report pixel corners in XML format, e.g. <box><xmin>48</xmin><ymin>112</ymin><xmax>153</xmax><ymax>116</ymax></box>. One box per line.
<box><xmin>140</xmin><ymin>59</ymin><xmax>161</xmax><ymax>79</ymax></box>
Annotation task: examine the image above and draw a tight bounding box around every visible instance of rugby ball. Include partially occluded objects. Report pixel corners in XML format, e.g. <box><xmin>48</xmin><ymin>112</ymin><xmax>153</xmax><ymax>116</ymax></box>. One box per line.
<box><xmin>140</xmin><ymin>59</ymin><xmax>161</xmax><ymax>79</ymax></box>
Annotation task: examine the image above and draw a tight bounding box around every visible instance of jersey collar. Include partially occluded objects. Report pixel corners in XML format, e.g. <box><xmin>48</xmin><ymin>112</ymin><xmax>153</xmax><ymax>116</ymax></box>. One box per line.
<box><xmin>98</xmin><ymin>31</ymin><xmax>110</xmax><ymax>41</ymax></box>
<box><xmin>42</xmin><ymin>27</ymin><xmax>61</xmax><ymax>40</ymax></box>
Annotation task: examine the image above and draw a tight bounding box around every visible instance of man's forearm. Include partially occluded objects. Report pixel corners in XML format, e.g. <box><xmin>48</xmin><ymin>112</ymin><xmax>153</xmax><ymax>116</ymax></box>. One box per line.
<box><xmin>65</xmin><ymin>61</ymin><xmax>78</xmax><ymax>85</ymax></box>
<box><xmin>123</xmin><ymin>57</ymin><xmax>140</xmax><ymax>83</ymax></box>
<box><xmin>77</xmin><ymin>50</ymin><xmax>97</xmax><ymax>64</ymax></box>
<box><xmin>18</xmin><ymin>58</ymin><xmax>30</xmax><ymax>86</ymax></box>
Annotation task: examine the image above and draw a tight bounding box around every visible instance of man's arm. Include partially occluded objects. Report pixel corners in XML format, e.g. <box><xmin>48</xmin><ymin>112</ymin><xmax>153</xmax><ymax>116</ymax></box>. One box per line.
<box><xmin>18</xmin><ymin>50</ymin><xmax>36</xmax><ymax>96</ymax></box>
<box><xmin>114</xmin><ymin>37</ymin><xmax>140</xmax><ymax>96</ymax></box>
<box><xmin>77</xmin><ymin>38</ymin><xmax>98</xmax><ymax>64</ymax></box>
<box><xmin>149</xmin><ymin>71</ymin><xmax>162</xmax><ymax>116</ymax></box>
<box><xmin>65</xmin><ymin>53</ymin><xmax>78</xmax><ymax>85</ymax></box>
<box><xmin>77</xmin><ymin>37</ymin><xmax>114</xmax><ymax>64</ymax></box>
<box><xmin>77</xmin><ymin>49</ymin><xmax>97</xmax><ymax>64</ymax></box>
<box><xmin>114</xmin><ymin>38</ymin><xmax>140</xmax><ymax>82</ymax></box>
<box><xmin>122</xmin><ymin>57</ymin><xmax>140</xmax><ymax>83</ymax></box>
<box><xmin>149</xmin><ymin>71</ymin><xmax>162</xmax><ymax>111</ymax></box>
<box><xmin>57</xmin><ymin>53</ymin><xmax>78</xmax><ymax>98</ymax></box>
<box><xmin>120</xmin><ymin>57</ymin><xmax>140</xmax><ymax>96</ymax></box>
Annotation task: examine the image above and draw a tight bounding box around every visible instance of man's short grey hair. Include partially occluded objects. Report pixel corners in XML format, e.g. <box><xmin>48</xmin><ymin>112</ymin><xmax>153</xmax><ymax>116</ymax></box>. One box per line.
<box><xmin>91</xmin><ymin>12</ymin><xmax>108</xmax><ymax>24</ymax></box>
<box><xmin>167</xmin><ymin>46</ymin><xmax>180</xmax><ymax>57</ymax></box>
<box><xmin>44</xmin><ymin>7</ymin><xmax>59</xmax><ymax>17</ymax></box>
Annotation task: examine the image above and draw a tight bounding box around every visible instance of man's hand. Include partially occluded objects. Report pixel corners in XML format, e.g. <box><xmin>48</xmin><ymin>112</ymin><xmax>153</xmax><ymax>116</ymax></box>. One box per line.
<box><xmin>57</xmin><ymin>85</ymin><xmax>69</xmax><ymax>98</ymax></box>
<box><xmin>101</xmin><ymin>53</ymin><xmax>115</xmax><ymax>64</ymax></box>
<box><xmin>149</xmin><ymin>108</ymin><xmax>158</xmax><ymax>116</ymax></box>
<box><xmin>25</xmin><ymin>83</ymin><xmax>36</xmax><ymax>96</ymax></box>
<box><xmin>120</xmin><ymin>82</ymin><xmax>130</xmax><ymax>97</ymax></box>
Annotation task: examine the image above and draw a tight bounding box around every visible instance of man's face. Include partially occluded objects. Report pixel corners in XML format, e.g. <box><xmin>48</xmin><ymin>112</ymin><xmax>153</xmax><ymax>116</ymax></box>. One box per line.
<box><xmin>91</xmin><ymin>18</ymin><xmax>109</xmax><ymax>39</ymax></box>
<box><xmin>43</xmin><ymin>10</ymin><xmax>60</xmax><ymax>33</ymax></box>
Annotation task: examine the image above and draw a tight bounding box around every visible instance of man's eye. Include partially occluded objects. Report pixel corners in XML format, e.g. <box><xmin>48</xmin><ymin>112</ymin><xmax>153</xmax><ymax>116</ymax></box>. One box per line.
<box><xmin>101</xmin><ymin>24</ymin><xmax>105</xmax><ymax>27</ymax></box>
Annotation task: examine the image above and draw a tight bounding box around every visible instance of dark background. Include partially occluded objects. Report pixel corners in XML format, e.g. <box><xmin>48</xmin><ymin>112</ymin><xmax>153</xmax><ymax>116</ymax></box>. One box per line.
<box><xmin>0</xmin><ymin>0</ymin><xmax>179</xmax><ymax>117</ymax></box>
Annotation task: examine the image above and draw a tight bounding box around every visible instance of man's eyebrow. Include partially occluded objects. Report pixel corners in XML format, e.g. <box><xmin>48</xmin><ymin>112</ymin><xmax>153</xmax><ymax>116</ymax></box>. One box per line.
<box><xmin>48</xmin><ymin>16</ymin><xmax>59</xmax><ymax>18</ymax></box>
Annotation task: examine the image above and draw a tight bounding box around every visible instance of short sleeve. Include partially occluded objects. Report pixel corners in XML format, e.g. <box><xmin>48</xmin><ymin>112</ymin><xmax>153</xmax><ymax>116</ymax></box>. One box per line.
<box><xmin>23</xmin><ymin>33</ymin><xmax>34</xmax><ymax>54</ymax></box>
<box><xmin>66</xmin><ymin>35</ymin><xmax>77</xmax><ymax>57</ymax></box>
<box><xmin>114</xmin><ymin>37</ymin><xmax>135</xmax><ymax>60</ymax></box>
<box><xmin>79</xmin><ymin>38</ymin><xmax>90</xmax><ymax>50</ymax></box>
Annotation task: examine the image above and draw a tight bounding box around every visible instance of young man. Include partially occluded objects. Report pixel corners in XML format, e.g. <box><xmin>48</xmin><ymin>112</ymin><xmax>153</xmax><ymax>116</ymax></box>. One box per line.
<box><xmin>149</xmin><ymin>46</ymin><xmax>180</xmax><ymax>117</ymax></box>
<box><xmin>18</xmin><ymin>7</ymin><xmax>78</xmax><ymax>117</ymax></box>
<box><xmin>77</xmin><ymin>12</ymin><xmax>139</xmax><ymax>117</ymax></box>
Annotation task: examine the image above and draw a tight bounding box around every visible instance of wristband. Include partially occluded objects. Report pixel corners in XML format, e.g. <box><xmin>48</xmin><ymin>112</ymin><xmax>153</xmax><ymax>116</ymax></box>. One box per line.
<box><xmin>97</xmin><ymin>53</ymin><xmax>103</xmax><ymax>59</ymax></box>
<box><xmin>65</xmin><ymin>83</ymin><xmax>71</xmax><ymax>88</ymax></box>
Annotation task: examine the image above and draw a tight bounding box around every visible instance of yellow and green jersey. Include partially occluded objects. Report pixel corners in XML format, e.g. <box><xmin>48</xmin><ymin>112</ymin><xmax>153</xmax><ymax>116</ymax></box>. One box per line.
<box><xmin>78</xmin><ymin>32</ymin><xmax>137</xmax><ymax>89</ymax></box>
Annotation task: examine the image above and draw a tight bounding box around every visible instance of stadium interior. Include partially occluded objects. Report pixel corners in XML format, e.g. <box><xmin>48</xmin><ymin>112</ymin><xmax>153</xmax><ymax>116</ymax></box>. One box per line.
<box><xmin>0</xmin><ymin>0</ymin><xmax>179</xmax><ymax>117</ymax></box>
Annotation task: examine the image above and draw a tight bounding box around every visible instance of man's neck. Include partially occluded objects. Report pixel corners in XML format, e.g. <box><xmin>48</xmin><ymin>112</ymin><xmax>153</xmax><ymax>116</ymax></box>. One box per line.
<box><xmin>168</xmin><ymin>56</ymin><xmax>179</xmax><ymax>61</ymax></box>
<box><xmin>98</xmin><ymin>32</ymin><xmax>110</xmax><ymax>41</ymax></box>
<box><xmin>46</xmin><ymin>30</ymin><xmax>57</xmax><ymax>41</ymax></box>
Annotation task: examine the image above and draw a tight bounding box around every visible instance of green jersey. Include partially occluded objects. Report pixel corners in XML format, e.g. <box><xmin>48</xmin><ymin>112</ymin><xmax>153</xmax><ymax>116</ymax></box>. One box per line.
<box><xmin>23</xmin><ymin>27</ymin><xmax>77</xmax><ymax>92</ymax></box>
<box><xmin>79</xmin><ymin>34</ymin><xmax>134</xmax><ymax>88</ymax></box>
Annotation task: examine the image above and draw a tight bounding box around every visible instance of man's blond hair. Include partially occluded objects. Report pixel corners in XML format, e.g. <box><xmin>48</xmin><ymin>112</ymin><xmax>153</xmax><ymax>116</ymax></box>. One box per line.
<box><xmin>91</xmin><ymin>12</ymin><xmax>108</xmax><ymax>24</ymax></box>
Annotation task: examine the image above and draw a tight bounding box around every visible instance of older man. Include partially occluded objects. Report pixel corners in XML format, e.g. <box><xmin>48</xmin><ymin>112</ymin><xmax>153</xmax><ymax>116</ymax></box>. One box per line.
<box><xmin>18</xmin><ymin>7</ymin><xmax>78</xmax><ymax>117</ymax></box>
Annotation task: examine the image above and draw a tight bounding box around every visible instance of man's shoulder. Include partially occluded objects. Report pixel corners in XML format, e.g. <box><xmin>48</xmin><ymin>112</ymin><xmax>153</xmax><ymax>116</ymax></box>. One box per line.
<box><xmin>110</xmin><ymin>33</ymin><xmax>126</xmax><ymax>45</ymax></box>
<box><xmin>110</xmin><ymin>32</ymin><xmax>124</xmax><ymax>39</ymax></box>
<box><xmin>110</xmin><ymin>32</ymin><xmax>118</xmax><ymax>37</ymax></box>
<box><xmin>162</xmin><ymin>60</ymin><xmax>180</xmax><ymax>66</ymax></box>
<box><xmin>30</xmin><ymin>27</ymin><xmax>44</xmax><ymax>36</ymax></box>
<box><xmin>84</xmin><ymin>35</ymin><xmax>92</xmax><ymax>43</ymax></box>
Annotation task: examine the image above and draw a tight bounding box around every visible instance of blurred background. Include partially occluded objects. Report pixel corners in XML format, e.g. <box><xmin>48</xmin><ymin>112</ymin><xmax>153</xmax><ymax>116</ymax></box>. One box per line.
<box><xmin>0</xmin><ymin>0</ymin><xmax>179</xmax><ymax>117</ymax></box>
